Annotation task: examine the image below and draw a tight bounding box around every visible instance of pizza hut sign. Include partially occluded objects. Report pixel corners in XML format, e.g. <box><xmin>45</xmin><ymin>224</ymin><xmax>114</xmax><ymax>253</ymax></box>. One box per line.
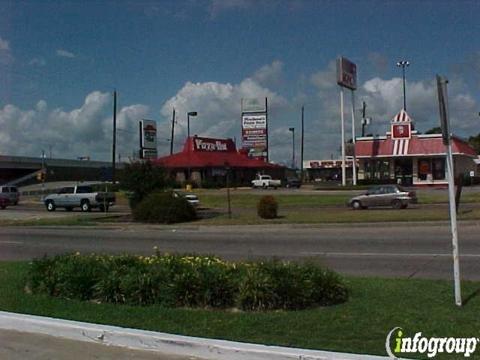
<box><xmin>194</xmin><ymin>138</ymin><xmax>228</xmax><ymax>152</ymax></box>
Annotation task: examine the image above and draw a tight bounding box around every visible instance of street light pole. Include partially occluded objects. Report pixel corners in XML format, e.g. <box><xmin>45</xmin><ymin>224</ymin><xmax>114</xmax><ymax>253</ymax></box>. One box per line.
<box><xmin>396</xmin><ymin>60</ymin><xmax>410</xmax><ymax>111</ymax></box>
<box><xmin>289</xmin><ymin>127</ymin><xmax>295</xmax><ymax>169</ymax></box>
<box><xmin>187</xmin><ymin>111</ymin><xmax>197</xmax><ymax>139</ymax></box>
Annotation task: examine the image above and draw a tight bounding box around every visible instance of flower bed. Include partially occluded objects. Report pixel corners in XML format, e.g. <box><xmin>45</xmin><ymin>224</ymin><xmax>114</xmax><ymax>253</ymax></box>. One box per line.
<box><xmin>27</xmin><ymin>252</ymin><xmax>349</xmax><ymax>311</ymax></box>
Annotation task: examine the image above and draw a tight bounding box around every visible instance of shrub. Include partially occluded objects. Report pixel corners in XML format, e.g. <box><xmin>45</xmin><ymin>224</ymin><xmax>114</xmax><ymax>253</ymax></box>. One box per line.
<box><xmin>28</xmin><ymin>253</ymin><xmax>105</xmax><ymax>300</ymax></box>
<box><xmin>119</xmin><ymin>161</ymin><xmax>168</xmax><ymax>209</ymax></box>
<box><xmin>237</xmin><ymin>260</ymin><xmax>348</xmax><ymax>311</ymax></box>
<box><xmin>132</xmin><ymin>191</ymin><xmax>196</xmax><ymax>224</ymax></box>
<box><xmin>27</xmin><ymin>254</ymin><xmax>349</xmax><ymax>311</ymax></box>
<box><xmin>257</xmin><ymin>195</ymin><xmax>278</xmax><ymax>219</ymax></box>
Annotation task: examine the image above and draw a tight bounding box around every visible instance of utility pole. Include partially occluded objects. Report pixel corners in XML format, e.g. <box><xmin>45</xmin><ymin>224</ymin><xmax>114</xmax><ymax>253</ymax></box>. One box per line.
<box><xmin>112</xmin><ymin>90</ymin><xmax>117</xmax><ymax>184</ymax></box>
<box><xmin>361</xmin><ymin>102</ymin><xmax>366</xmax><ymax>137</ymax></box>
<box><xmin>170</xmin><ymin>108</ymin><xmax>176</xmax><ymax>155</ymax></box>
<box><xmin>300</xmin><ymin>105</ymin><xmax>304</xmax><ymax>180</ymax></box>
<box><xmin>289</xmin><ymin>127</ymin><xmax>295</xmax><ymax>169</ymax></box>
<box><xmin>41</xmin><ymin>149</ymin><xmax>46</xmax><ymax>193</ymax></box>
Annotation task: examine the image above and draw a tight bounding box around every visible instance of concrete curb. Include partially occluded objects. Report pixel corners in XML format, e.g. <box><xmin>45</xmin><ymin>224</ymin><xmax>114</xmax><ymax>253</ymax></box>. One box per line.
<box><xmin>0</xmin><ymin>311</ymin><xmax>390</xmax><ymax>360</ymax></box>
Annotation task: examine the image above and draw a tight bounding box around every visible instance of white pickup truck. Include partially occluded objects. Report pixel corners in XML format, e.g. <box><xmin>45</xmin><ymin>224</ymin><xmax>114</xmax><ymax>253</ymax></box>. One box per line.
<box><xmin>43</xmin><ymin>185</ymin><xmax>115</xmax><ymax>212</ymax></box>
<box><xmin>251</xmin><ymin>174</ymin><xmax>281</xmax><ymax>189</ymax></box>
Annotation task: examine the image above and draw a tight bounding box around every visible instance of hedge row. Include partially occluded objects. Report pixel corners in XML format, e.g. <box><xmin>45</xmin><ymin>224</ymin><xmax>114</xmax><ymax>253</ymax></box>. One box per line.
<box><xmin>27</xmin><ymin>253</ymin><xmax>349</xmax><ymax>311</ymax></box>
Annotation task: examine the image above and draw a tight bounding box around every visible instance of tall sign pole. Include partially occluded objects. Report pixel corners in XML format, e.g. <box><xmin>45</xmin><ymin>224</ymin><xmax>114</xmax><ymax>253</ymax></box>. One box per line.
<box><xmin>350</xmin><ymin>90</ymin><xmax>357</xmax><ymax>185</ymax></box>
<box><xmin>337</xmin><ymin>56</ymin><xmax>357</xmax><ymax>187</ymax></box>
<box><xmin>437</xmin><ymin>74</ymin><xmax>462</xmax><ymax>307</ymax></box>
<box><xmin>241</xmin><ymin>98</ymin><xmax>268</xmax><ymax>162</ymax></box>
<box><xmin>340</xmin><ymin>87</ymin><xmax>346</xmax><ymax>186</ymax></box>
<box><xmin>112</xmin><ymin>90</ymin><xmax>117</xmax><ymax>184</ymax></box>
<box><xmin>265</xmin><ymin>97</ymin><xmax>269</xmax><ymax>162</ymax></box>
<box><xmin>301</xmin><ymin>105</ymin><xmax>304</xmax><ymax>181</ymax></box>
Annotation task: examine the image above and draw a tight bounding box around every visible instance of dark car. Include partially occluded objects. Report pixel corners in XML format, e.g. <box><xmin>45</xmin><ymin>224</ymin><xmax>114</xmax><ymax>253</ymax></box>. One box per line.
<box><xmin>0</xmin><ymin>196</ymin><xmax>10</xmax><ymax>209</ymax></box>
<box><xmin>348</xmin><ymin>185</ymin><xmax>417</xmax><ymax>210</ymax></box>
<box><xmin>285</xmin><ymin>177</ymin><xmax>301</xmax><ymax>188</ymax></box>
<box><xmin>173</xmin><ymin>191</ymin><xmax>200</xmax><ymax>208</ymax></box>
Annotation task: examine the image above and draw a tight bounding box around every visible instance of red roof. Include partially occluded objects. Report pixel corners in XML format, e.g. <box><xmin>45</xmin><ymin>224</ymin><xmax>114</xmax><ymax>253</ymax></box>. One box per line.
<box><xmin>356</xmin><ymin>135</ymin><xmax>477</xmax><ymax>158</ymax></box>
<box><xmin>153</xmin><ymin>137</ymin><xmax>282</xmax><ymax>169</ymax></box>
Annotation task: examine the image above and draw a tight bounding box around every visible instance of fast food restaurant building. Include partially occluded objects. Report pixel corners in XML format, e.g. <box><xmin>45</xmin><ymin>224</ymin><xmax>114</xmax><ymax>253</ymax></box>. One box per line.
<box><xmin>154</xmin><ymin>136</ymin><xmax>284</xmax><ymax>185</ymax></box>
<box><xmin>355</xmin><ymin>109</ymin><xmax>477</xmax><ymax>186</ymax></box>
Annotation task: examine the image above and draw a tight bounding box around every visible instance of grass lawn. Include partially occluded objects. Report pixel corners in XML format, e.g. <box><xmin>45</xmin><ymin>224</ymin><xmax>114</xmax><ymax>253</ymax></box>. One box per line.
<box><xmin>0</xmin><ymin>213</ymin><xmax>121</xmax><ymax>227</ymax></box>
<box><xmin>1</xmin><ymin>261</ymin><xmax>479</xmax><ymax>359</ymax></box>
<box><xmin>195</xmin><ymin>189</ymin><xmax>480</xmax><ymax>209</ymax></box>
<box><xmin>196</xmin><ymin>206</ymin><xmax>480</xmax><ymax>225</ymax></box>
<box><xmin>190</xmin><ymin>189</ymin><xmax>480</xmax><ymax>225</ymax></box>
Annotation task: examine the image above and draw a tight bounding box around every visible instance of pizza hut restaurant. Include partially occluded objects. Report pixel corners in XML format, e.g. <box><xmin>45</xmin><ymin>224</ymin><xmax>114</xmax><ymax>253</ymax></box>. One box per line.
<box><xmin>153</xmin><ymin>136</ymin><xmax>284</xmax><ymax>185</ymax></box>
<box><xmin>355</xmin><ymin>109</ymin><xmax>477</xmax><ymax>186</ymax></box>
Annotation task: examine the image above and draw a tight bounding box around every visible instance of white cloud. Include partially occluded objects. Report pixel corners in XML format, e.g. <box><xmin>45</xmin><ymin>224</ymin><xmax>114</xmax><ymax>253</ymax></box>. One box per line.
<box><xmin>0</xmin><ymin>36</ymin><xmax>9</xmax><ymax>51</ymax></box>
<box><xmin>0</xmin><ymin>92</ymin><xmax>148</xmax><ymax>161</ymax></box>
<box><xmin>310</xmin><ymin>61</ymin><xmax>337</xmax><ymax>92</ymax></box>
<box><xmin>0</xmin><ymin>36</ymin><xmax>13</xmax><ymax>65</ymax></box>
<box><xmin>305</xmin><ymin>61</ymin><xmax>480</xmax><ymax>161</ymax></box>
<box><xmin>253</xmin><ymin>60</ymin><xmax>284</xmax><ymax>87</ymax></box>
<box><xmin>160</xmin><ymin>76</ymin><xmax>287</xmax><ymax>155</ymax></box>
<box><xmin>367</xmin><ymin>52</ymin><xmax>389</xmax><ymax>73</ymax></box>
<box><xmin>208</xmin><ymin>0</ymin><xmax>253</xmax><ymax>17</ymax></box>
<box><xmin>29</xmin><ymin>57</ymin><xmax>46</xmax><ymax>66</ymax></box>
<box><xmin>56</xmin><ymin>49</ymin><xmax>75</xmax><ymax>58</ymax></box>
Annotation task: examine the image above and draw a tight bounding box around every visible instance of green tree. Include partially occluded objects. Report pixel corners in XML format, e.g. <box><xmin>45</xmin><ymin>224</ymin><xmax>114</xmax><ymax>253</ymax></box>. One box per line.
<box><xmin>467</xmin><ymin>133</ymin><xmax>480</xmax><ymax>154</ymax></box>
<box><xmin>424</xmin><ymin>127</ymin><xmax>442</xmax><ymax>134</ymax></box>
<box><xmin>119</xmin><ymin>161</ymin><xmax>167</xmax><ymax>208</ymax></box>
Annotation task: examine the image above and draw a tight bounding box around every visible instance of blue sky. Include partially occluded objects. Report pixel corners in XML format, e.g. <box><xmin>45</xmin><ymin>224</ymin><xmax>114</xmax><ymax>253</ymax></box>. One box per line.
<box><xmin>1</xmin><ymin>0</ymin><xmax>479</xmax><ymax>163</ymax></box>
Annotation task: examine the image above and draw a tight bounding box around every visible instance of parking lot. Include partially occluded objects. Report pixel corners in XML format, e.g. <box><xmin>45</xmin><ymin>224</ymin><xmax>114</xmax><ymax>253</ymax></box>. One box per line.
<box><xmin>0</xmin><ymin>198</ymin><xmax>130</xmax><ymax>221</ymax></box>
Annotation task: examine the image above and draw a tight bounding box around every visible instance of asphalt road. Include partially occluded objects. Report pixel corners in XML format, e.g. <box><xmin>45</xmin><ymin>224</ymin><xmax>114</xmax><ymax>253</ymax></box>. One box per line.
<box><xmin>1</xmin><ymin>222</ymin><xmax>480</xmax><ymax>280</ymax></box>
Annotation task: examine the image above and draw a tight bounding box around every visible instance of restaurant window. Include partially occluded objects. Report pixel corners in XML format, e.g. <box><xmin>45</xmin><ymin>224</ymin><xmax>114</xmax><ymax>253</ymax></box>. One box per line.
<box><xmin>364</xmin><ymin>160</ymin><xmax>372</xmax><ymax>179</ymax></box>
<box><xmin>432</xmin><ymin>158</ymin><xmax>445</xmax><ymax>180</ymax></box>
<box><xmin>364</xmin><ymin>160</ymin><xmax>390</xmax><ymax>180</ymax></box>
<box><xmin>418</xmin><ymin>159</ymin><xmax>431</xmax><ymax>181</ymax></box>
<box><xmin>377</xmin><ymin>160</ymin><xmax>390</xmax><ymax>180</ymax></box>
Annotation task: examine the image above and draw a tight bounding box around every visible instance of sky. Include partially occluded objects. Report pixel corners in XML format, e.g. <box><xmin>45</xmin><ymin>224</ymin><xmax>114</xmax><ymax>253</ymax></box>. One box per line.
<box><xmin>0</xmin><ymin>0</ymin><xmax>479</xmax><ymax>164</ymax></box>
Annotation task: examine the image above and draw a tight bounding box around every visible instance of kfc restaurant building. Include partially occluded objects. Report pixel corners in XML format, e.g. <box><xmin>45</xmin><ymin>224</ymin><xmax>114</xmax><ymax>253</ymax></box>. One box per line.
<box><xmin>154</xmin><ymin>136</ymin><xmax>284</xmax><ymax>185</ymax></box>
<box><xmin>355</xmin><ymin>110</ymin><xmax>477</xmax><ymax>186</ymax></box>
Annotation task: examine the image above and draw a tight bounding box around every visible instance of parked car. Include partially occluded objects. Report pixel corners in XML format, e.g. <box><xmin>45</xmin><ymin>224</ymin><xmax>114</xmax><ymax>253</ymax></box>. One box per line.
<box><xmin>285</xmin><ymin>177</ymin><xmax>301</xmax><ymax>188</ymax></box>
<box><xmin>174</xmin><ymin>191</ymin><xmax>200</xmax><ymax>208</ymax></box>
<box><xmin>0</xmin><ymin>186</ymin><xmax>19</xmax><ymax>205</ymax></box>
<box><xmin>0</xmin><ymin>196</ymin><xmax>10</xmax><ymax>209</ymax></box>
<box><xmin>348</xmin><ymin>185</ymin><xmax>417</xmax><ymax>210</ymax></box>
<box><xmin>43</xmin><ymin>185</ymin><xmax>115</xmax><ymax>212</ymax></box>
<box><xmin>251</xmin><ymin>174</ymin><xmax>281</xmax><ymax>189</ymax></box>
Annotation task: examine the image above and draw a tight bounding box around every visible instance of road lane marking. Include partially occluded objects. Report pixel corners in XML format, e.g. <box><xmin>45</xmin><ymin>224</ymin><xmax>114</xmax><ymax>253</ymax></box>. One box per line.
<box><xmin>0</xmin><ymin>241</ymin><xmax>24</xmax><ymax>245</ymax></box>
<box><xmin>302</xmin><ymin>252</ymin><xmax>480</xmax><ymax>258</ymax></box>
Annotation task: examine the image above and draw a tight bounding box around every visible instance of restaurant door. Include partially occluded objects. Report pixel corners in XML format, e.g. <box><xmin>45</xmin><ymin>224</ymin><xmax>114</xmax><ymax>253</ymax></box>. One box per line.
<box><xmin>394</xmin><ymin>158</ymin><xmax>413</xmax><ymax>186</ymax></box>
